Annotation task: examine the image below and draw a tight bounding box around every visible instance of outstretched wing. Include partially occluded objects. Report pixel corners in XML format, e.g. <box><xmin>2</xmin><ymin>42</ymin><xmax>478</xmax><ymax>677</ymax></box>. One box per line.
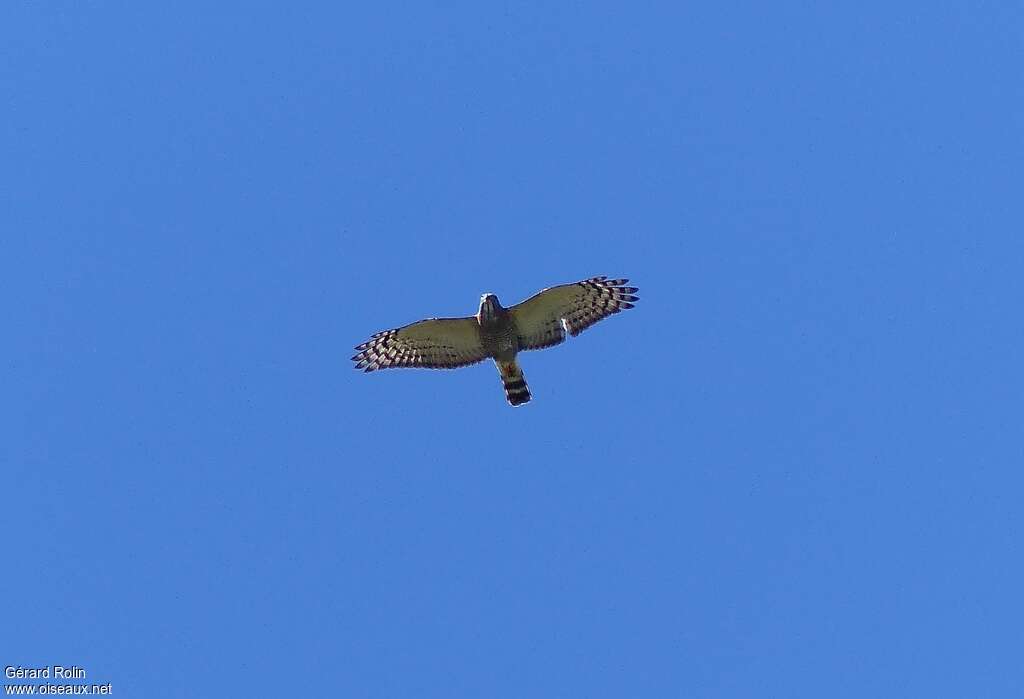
<box><xmin>511</xmin><ymin>276</ymin><xmax>639</xmax><ymax>351</ymax></box>
<box><xmin>352</xmin><ymin>317</ymin><xmax>487</xmax><ymax>371</ymax></box>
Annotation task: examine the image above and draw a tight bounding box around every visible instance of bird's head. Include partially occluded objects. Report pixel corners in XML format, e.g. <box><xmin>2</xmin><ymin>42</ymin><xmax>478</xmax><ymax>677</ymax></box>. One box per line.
<box><xmin>477</xmin><ymin>293</ymin><xmax>503</xmax><ymax>323</ymax></box>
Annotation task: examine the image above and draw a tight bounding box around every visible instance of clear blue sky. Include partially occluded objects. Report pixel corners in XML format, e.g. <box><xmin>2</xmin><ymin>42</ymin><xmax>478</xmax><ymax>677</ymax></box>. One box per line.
<box><xmin>4</xmin><ymin>2</ymin><xmax>1022</xmax><ymax>696</ymax></box>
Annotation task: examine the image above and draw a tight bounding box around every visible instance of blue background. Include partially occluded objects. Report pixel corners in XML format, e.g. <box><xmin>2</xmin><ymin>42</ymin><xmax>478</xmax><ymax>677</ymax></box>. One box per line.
<box><xmin>4</xmin><ymin>2</ymin><xmax>1022</xmax><ymax>696</ymax></box>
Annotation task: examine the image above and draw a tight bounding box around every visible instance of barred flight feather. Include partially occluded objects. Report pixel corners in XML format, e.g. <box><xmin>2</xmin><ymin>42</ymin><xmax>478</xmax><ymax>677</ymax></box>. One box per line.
<box><xmin>511</xmin><ymin>276</ymin><xmax>639</xmax><ymax>351</ymax></box>
<box><xmin>351</xmin><ymin>317</ymin><xmax>487</xmax><ymax>371</ymax></box>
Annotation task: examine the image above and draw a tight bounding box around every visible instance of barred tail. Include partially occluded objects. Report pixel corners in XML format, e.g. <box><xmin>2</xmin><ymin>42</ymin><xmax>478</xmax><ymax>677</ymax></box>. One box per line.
<box><xmin>497</xmin><ymin>359</ymin><xmax>531</xmax><ymax>407</ymax></box>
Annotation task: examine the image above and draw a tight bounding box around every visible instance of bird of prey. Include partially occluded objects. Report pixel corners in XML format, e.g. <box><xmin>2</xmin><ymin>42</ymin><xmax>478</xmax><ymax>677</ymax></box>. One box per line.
<box><xmin>352</xmin><ymin>276</ymin><xmax>639</xmax><ymax>406</ymax></box>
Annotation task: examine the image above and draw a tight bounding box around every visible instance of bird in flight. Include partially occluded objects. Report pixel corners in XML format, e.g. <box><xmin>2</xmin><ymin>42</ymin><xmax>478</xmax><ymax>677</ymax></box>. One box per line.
<box><xmin>352</xmin><ymin>276</ymin><xmax>639</xmax><ymax>406</ymax></box>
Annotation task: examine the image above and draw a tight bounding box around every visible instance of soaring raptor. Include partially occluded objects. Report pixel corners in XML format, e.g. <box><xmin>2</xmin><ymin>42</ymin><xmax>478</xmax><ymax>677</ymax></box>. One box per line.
<box><xmin>352</xmin><ymin>276</ymin><xmax>639</xmax><ymax>406</ymax></box>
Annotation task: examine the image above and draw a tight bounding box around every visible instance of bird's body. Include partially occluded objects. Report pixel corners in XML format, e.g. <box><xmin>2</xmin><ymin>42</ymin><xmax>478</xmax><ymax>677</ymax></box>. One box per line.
<box><xmin>476</xmin><ymin>294</ymin><xmax>531</xmax><ymax>405</ymax></box>
<box><xmin>476</xmin><ymin>294</ymin><xmax>518</xmax><ymax>361</ymax></box>
<box><xmin>352</xmin><ymin>276</ymin><xmax>638</xmax><ymax>406</ymax></box>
